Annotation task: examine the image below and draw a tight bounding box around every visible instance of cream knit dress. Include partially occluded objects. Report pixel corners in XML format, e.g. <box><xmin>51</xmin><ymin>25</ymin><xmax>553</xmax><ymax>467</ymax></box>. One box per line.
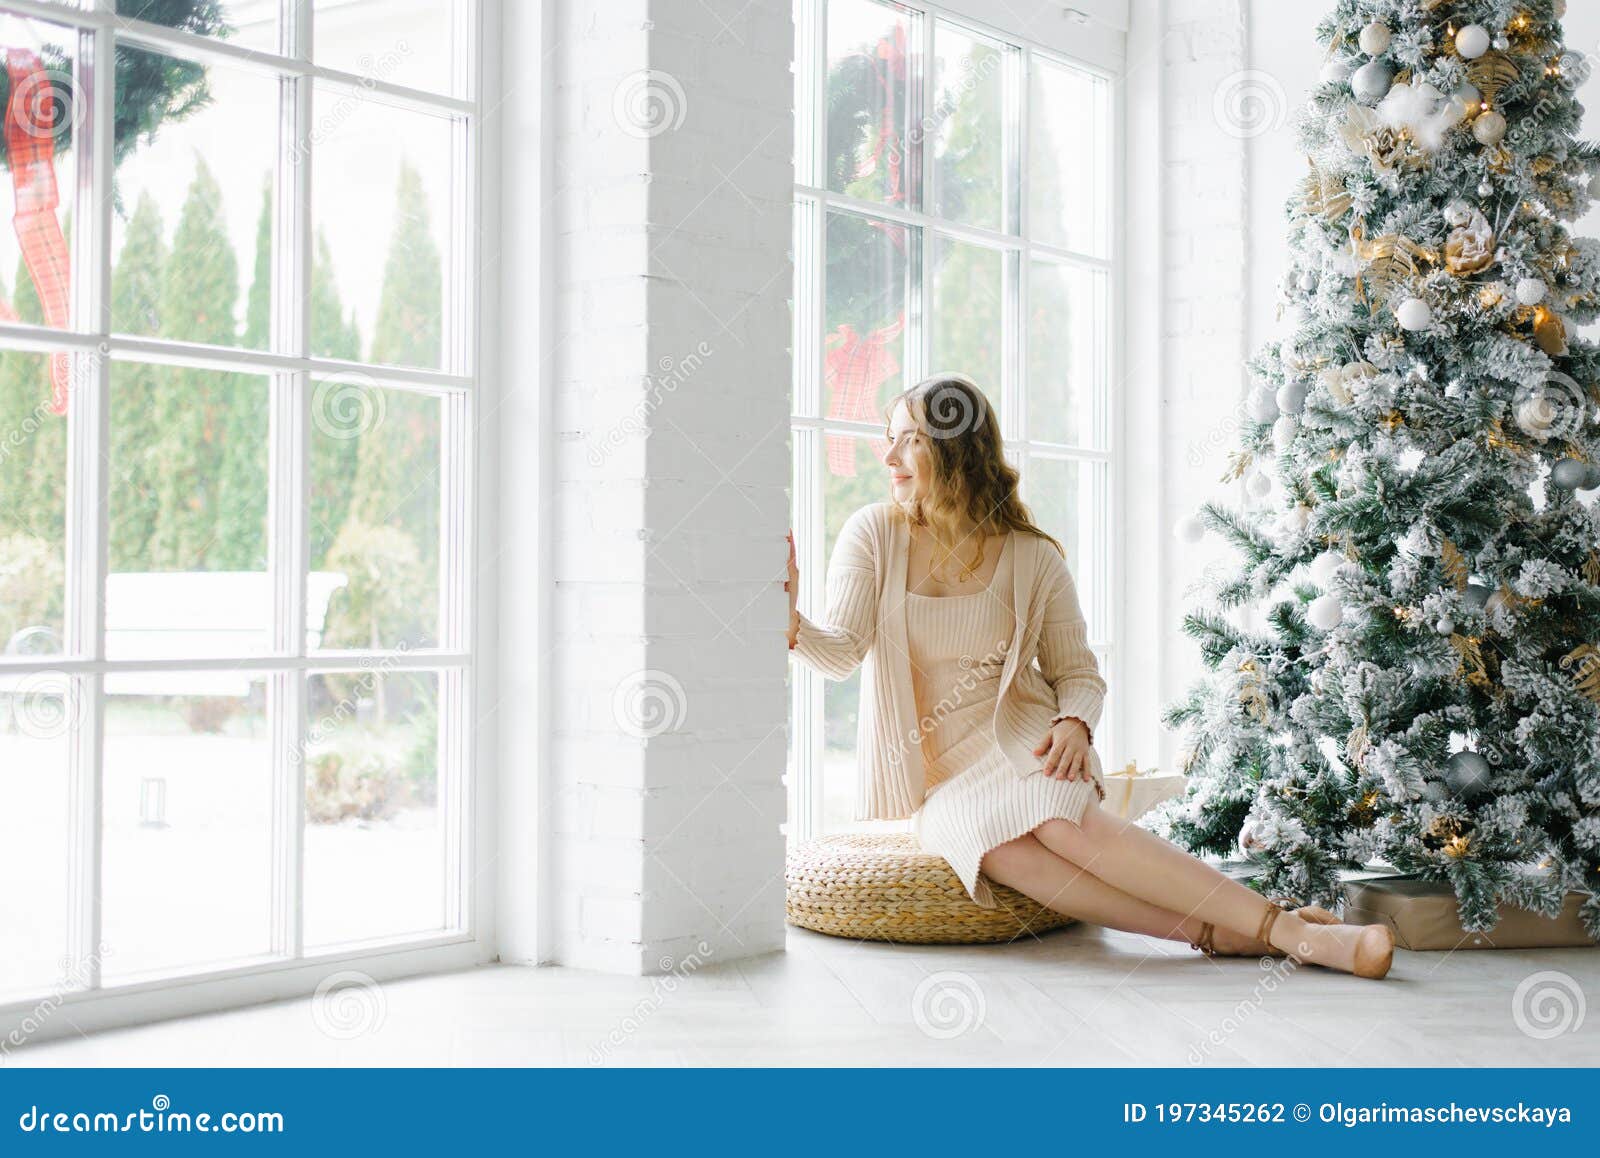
<box><xmin>908</xmin><ymin>532</ymin><xmax>1104</xmax><ymax>908</ymax></box>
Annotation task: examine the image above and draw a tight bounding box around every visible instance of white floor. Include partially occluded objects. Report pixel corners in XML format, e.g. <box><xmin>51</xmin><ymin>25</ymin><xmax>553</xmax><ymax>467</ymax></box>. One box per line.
<box><xmin>10</xmin><ymin>923</ymin><xmax>1599</xmax><ymax>1067</ymax></box>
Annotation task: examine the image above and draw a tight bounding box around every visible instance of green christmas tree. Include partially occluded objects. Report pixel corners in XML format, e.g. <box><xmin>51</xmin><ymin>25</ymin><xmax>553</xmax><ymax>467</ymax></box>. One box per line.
<box><xmin>324</xmin><ymin>161</ymin><xmax>442</xmax><ymax>655</ymax></box>
<box><xmin>108</xmin><ymin>191</ymin><xmax>168</xmax><ymax>571</ymax></box>
<box><xmin>1158</xmin><ymin>0</ymin><xmax>1600</xmax><ymax>937</ymax></box>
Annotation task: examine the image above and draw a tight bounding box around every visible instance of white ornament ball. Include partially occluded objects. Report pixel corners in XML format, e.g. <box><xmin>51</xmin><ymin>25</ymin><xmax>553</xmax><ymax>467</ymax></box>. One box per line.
<box><xmin>1308</xmin><ymin>593</ymin><xmax>1344</xmax><ymax>631</ymax></box>
<box><xmin>1275</xmin><ymin>380</ymin><xmax>1308</xmax><ymax>415</ymax></box>
<box><xmin>1443</xmin><ymin>199</ymin><xmax>1472</xmax><ymax>227</ymax></box>
<box><xmin>1493</xmin><ymin>34</ymin><xmax>1510</xmax><ymax>52</ymax></box>
<box><xmin>1395</xmin><ymin>297</ymin><xmax>1434</xmax><ymax>331</ymax></box>
<box><xmin>1248</xmin><ymin>389</ymin><xmax>1280</xmax><ymax>424</ymax></box>
<box><xmin>1247</xmin><ymin>469</ymin><xmax>1275</xmax><ymax>498</ymax></box>
<box><xmin>1175</xmin><ymin>513</ymin><xmax>1207</xmax><ymax>544</ymax></box>
<box><xmin>1478</xmin><ymin>179</ymin><xmax>1494</xmax><ymax>197</ymax></box>
<box><xmin>1456</xmin><ymin>24</ymin><xmax>1492</xmax><ymax>60</ymax></box>
<box><xmin>1359</xmin><ymin>20</ymin><xmax>1393</xmax><ymax>55</ymax></box>
<box><xmin>1435</xmin><ymin>617</ymin><xmax>1455</xmax><ymax>636</ymax></box>
<box><xmin>1298</xmin><ymin>271</ymin><xmax>1318</xmax><ymax>293</ymax></box>
<box><xmin>1515</xmin><ymin>277</ymin><xmax>1548</xmax><ymax>306</ymax></box>
<box><xmin>1450</xmin><ymin>83</ymin><xmax>1483</xmax><ymax>120</ymax></box>
<box><xmin>1320</xmin><ymin>58</ymin><xmax>1353</xmax><ymax>85</ymax></box>
<box><xmin>1351</xmin><ymin>59</ymin><xmax>1395</xmax><ymax>104</ymax></box>
<box><xmin>1308</xmin><ymin>550</ymin><xmax>1344</xmax><ymax>588</ymax></box>
<box><xmin>1273</xmin><ymin>415</ymin><xmax>1299</xmax><ymax>453</ymax></box>
<box><xmin>1473</xmin><ymin>110</ymin><xmax>1507</xmax><ymax>146</ymax></box>
<box><xmin>1280</xmin><ymin>504</ymin><xmax>1312</xmax><ymax>535</ymax></box>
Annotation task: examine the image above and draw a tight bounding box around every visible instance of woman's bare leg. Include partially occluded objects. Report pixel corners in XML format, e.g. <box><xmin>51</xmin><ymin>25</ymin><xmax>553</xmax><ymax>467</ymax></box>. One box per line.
<box><xmin>1029</xmin><ymin>805</ymin><xmax>1362</xmax><ymax>972</ymax></box>
<box><xmin>980</xmin><ymin>833</ymin><xmax>1214</xmax><ymax>947</ymax></box>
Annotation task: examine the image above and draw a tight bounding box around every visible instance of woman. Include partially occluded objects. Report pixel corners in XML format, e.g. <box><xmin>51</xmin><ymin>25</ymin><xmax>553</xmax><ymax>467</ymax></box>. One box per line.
<box><xmin>786</xmin><ymin>374</ymin><xmax>1394</xmax><ymax>980</ymax></box>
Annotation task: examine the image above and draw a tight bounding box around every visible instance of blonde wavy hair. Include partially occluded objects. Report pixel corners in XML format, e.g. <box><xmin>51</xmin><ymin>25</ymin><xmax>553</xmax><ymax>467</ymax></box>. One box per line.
<box><xmin>883</xmin><ymin>373</ymin><xmax>1063</xmax><ymax>581</ymax></box>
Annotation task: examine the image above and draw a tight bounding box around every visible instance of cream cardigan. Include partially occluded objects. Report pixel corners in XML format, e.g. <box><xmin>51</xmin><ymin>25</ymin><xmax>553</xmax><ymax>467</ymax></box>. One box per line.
<box><xmin>792</xmin><ymin>501</ymin><xmax>1107</xmax><ymax>820</ymax></box>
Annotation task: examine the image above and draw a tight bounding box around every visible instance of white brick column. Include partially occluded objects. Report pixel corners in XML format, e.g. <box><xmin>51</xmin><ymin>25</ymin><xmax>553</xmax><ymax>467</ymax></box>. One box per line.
<box><xmin>512</xmin><ymin>0</ymin><xmax>793</xmax><ymax>974</ymax></box>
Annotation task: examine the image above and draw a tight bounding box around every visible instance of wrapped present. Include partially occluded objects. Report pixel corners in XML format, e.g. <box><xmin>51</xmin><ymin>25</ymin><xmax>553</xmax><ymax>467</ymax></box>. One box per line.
<box><xmin>1101</xmin><ymin>761</ymin><xmax>1186</xmax><ymax>823</ymax></box>
<box><xmin>1342</xmin><ymin>875</ymin><xmax>1597</xmax><ymax>951</ymax></box>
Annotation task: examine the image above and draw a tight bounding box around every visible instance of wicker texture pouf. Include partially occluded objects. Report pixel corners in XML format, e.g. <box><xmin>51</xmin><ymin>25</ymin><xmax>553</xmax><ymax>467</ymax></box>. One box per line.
<box><xmin>785</xmin><ymin>832</ymin><xmax>1076</xmax><ymax>944</ymax></box>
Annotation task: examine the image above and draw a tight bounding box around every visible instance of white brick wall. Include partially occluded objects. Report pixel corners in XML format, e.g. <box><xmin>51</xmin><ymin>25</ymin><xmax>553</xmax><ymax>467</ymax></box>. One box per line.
<box><xmin>536</xmin><ymin>0</ymin><xmax>793</xmax><ymax>974</ymax></box>
<box><xmin>1122</xmin><ymin>0</ymin><xmax>1251</xmax><ymax>776</ymax></box>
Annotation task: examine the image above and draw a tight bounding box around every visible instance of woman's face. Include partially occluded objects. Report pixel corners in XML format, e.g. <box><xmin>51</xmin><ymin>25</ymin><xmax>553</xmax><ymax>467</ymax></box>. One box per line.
<box><xmin>884</xmin><ymin>399</ymin><xmax>930</xmax><ymax>504</ymax></box>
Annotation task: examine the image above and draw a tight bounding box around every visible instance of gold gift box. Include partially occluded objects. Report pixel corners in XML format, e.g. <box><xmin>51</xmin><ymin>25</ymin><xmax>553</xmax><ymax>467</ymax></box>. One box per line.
<box><xmin>1342</xmin><ymin>875</ymin><xmax>1597</xmax><ymax>951</ymax></box>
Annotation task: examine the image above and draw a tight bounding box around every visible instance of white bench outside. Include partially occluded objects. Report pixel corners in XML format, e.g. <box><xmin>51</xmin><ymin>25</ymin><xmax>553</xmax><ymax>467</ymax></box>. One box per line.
<box><xmin>1</xmin><ymin>572</ymin><xmax>348</xmax><ymax>699</ymax></box>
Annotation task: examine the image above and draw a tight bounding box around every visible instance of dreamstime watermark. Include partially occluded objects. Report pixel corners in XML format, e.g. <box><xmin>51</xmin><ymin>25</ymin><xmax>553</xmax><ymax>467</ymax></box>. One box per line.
<box><xmin>311</xmin><ymin>370</ymin><xmax>386</xmax><ymax>441</ymax></box>
<box><xmin>908</xmin><ymin>641</ymin><xmax>1008</xmax><ymax>746</ymax></box>
<box><xmin>292</xmin><ymin>42</ymin><xmax>413</xmax><ymax>160</ymax></box>
<box><xmin>0</xmin><ymin>397</ymin><xmax>56</xmax><ymax>468</ymax></box>
<box><xmin>911</xmin><ymin>970</ymin><xmax>986</xmax><ymax>1039</ymax></box>
<box><xmin>883</xmin><ymin>46</ymin><xmax>1004</xmax><ymax>166</ymax></box>
<box><xmin>611</xmin><ymin>669</ymin><xmax>689</xmax><ymax>738</ymax></box>
<box><xmin>1186</xmin><ymin>953</ymin><xmax>1302</xmax><ymax>1065</ymax></box>
<box><xmin>587</xmin><ymin>942</ymin><xmax>714</xmax><ymax>1063</ymax></box>
<box><xmin>1511</xmin><ymin>970</ymin><xmax>1585</xmax><ymax>1040</ymax></box>
<box><xmin>9</xmin><ymin>68</ymin><xmax>83</xmax><ymax>143</ymax></box>
<box><xmin>612</xmin><ymin>69</ymin><xmax>688</xmax><ymax>138</ymax></box>
<box><xmin>1511</xmin><ymin>371</ymin><xmax>1588</xmax><ymax>443</ymax></box>
<box><xmin>1213</xmin><ymin>70</ymin><xmax>1288</xmax><ymax>140</ymax></box>
<box><xmin>293</xmin><ymin>643</ymin><xmax>412</xmax><ymax>763</ymax></box>
<box><xmin>2</xmin><ymin>670</ymin><xmax>86</xmax><ymax>740</ymax></box>
<box><xmin>586</xmin><ymin>342</ymin><xmax>715</xmax><ymax>467</ymax></box>
<box><xmin>0</xmin><ymin>942</ymin><xmax>114</xmax><ymax>1062</ymax></box>
<box><xmin>310</xmin><ymin>970</ymin><xmax>387</xmax><ymax>1040</ymax></box>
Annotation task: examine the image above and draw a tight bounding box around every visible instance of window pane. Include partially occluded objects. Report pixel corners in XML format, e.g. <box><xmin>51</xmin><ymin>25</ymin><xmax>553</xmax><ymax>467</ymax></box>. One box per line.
<box><xmin>311</xmin><ymin>82</ymin><xmax>454</xmax><ymax>371</ymax></box>
<box><xmin>0</xmin><ymin>350</ymin><xmax>68</xmax><ymax>656</ymax></box>
<box><xmin>1029</xmin><ymin>58</ymin><xmax>1109</xmax><ymax>258</ymax></box>
<box><xmin>930</xmin><ymin>234</ymin><xmax>1002</xmax><ymax>409</ymax></box>
<box><xmin>1025</xmin><ymin>457</ymin><xmax>1105</xmax><ymax>639</ymax></box>
<box><xmin>0</xmin><ymin>15</ymin><xmax>77</xmax><ymax>334</ymax></box>
<box><xmin>106</xmin><ymin>365</ymin><xmax>270</xmax><ymax>659</ymax></box>
<box><xmin>310</xmin><ymin>377</ymin><xmax>441</xmax><ymax>650</ymax></box>
<box><xmin>932</xmin><ymin>23</ymin><xmax>1004</xmax><ymax>230</ymax></box>
<box><xmin>117</xmin><ymin>0</ymin><xmax>277</xmax><ymax>53</ymax></box>
<box><xmin>0</xmin><ymin>677</ymin><xmax>73</xmax><ymax>1000</ymax></box>
<box><xmin>101</xmin><ymin>677</ymin><xmax>273</xmax><ymax>979</ymax></box>
<box><xmin>824</xmin><ymin>211</ymin><xmax>909</xmax><ymax>425</ymax></box>
<box><xmin>112</xmin><ymin>47</ymin><xmax>277</xmax><ymax>349</ymax></box>
<box><xmin>303</xmin><ymin>671</ymin><xmax>446</xmax><ymax>946</ymax></box>
<box><xmin>312</xmin><ymin>0</ymin><xmax>465</xmax><ymax>95</ymax></box>
<box><xmin>822</xmin><ymin>435</ymin><xmax>889</xmax><ymax>834</ymax></box>
<box><xmin>826</xmin><ymin>0</ymin><xmax>912</xmax><ymax>207</ymax></box>
<box><xmin>1028</xmin><ymin>259</ymin><xmax>1107</xmax><ymax>448</ymax></box>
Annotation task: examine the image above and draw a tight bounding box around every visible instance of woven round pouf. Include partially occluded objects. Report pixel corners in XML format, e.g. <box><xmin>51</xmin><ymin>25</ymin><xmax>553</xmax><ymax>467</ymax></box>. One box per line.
<box><xmin>785</xmin><ymin>832</ymin><xmax>1076</xmax><ymax>944</ymax></box>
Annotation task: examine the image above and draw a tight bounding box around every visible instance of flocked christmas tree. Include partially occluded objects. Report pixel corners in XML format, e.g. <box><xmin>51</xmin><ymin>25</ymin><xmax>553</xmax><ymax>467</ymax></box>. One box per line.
<box><xmin>1154</xmin><ymin>0</ymin><xmax>1600</xmax><ymax>937</ymax></box>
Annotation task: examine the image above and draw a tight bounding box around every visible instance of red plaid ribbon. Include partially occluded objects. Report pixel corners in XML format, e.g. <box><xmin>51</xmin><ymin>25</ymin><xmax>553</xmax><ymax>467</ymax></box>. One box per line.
<box><xmin>823</xmin><ymin>312</ymin><xmax>902</xmax><ymax>475</ymax></box>
<box><xmin>5</xmin><ymin>48</ymin><xmax>72</xmax><ymax>414</ymax></box>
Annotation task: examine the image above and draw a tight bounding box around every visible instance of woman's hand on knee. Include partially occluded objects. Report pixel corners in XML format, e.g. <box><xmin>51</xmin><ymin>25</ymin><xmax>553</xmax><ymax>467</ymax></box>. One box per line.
<box><xmin>1033</xmin><ymin>717</ymin><xmax>1092</xmax><ymax>781</ymax></box>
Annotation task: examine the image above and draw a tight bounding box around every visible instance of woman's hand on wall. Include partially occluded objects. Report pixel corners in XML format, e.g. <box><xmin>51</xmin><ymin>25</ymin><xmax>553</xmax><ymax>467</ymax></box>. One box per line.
<box><xmin>785</xmin><ymin>530</ymin><xmax>800</xmax><ymax>649</ymax></box>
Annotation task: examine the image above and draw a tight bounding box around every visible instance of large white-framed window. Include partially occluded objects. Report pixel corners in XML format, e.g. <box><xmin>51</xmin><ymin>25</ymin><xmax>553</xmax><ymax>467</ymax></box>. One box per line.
<box><xmin>0</xmin><ymin>0</ymin><xmax>485</xmax><ymax>1017</ymax></box>
<box><xmin>789</xmin><ymin>0</ymin><xmax>1122</xmax><ymax>837</ymax></box>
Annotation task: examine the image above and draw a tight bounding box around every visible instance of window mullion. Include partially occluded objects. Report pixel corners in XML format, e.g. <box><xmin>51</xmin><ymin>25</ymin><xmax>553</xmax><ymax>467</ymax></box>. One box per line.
<box><xmin>268</xmin><ymin>0</ymin><xmax>314</xmax><ymax>962</ymax></box>
<box><xmin>62</xmin><ymin>8</ymin><xmax>117</xmax><ymax>992</ymax></box>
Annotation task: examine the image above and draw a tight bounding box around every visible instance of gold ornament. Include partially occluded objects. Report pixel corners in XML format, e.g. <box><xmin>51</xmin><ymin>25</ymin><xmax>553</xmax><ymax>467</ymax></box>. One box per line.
<box><xmin>1349</xmin><ymin>225</ymin><xmax>1437</xmax><ymax>304</ymax></box>
<box><xmin>1533</xmin><ymin>306</ymin><xmax>1569</xmax><ymax>356</ymax></box>
<box><xmin>1583</xmin><ymin>551</ymin><xmax>1600</xmax><ymax>587</ymax></box>
<box><xmin>1466</xmin><ymin>51</ymin><xmax>1521</xmax><ymax>108</ymax></box>
<box><xmin>1479</xmin><ymin>281</ymin><xmax>1508</xmax><ymax>308</ymax></box>
<box><xmin>1381</xmin><ymin>410</ymin><xmax>1406</xmax><ymax>430</ymax></box>
<box><xmin>1449</xmin><ymin>633</ymin><xmax>1494</xmax><ymax>691</ymax></box>
<box><xmin>1347</xmin><ymin>724</ymin><xmax>1372</xmax><ymax>769</ymax></box>
<box><xmin>1237</xmin><ymin>659</ymin><xmax>1269</xmax><ymax>723</ymax></box>
<box><xmin>1565</xmin><ymin>644</ymin><xmax>1600</xmax><ymax>705</ymax></box>
<box><xmin>1439</xmin><ymin>539</ymin><xmax>1469</xmax><ymax>591</ymax></box>
<box><xmin>1445</xmin><ymin>832</ymin><xmax>1472</xmax><ymax>858</ymax></box>
<box><xmin>1340</xmin><ymin>104</ymin><xmax>1414</xmax><ymax>175</ymax></box>
<box><xmin>1444</xmin><ymin>205</ymin><xmax>1497</xmax><ymax>274</ymax></box>
<box><xmin>1300</xmin><ymin>159</ymin><xmax>1353</xmax><ymax>220</ymax></box>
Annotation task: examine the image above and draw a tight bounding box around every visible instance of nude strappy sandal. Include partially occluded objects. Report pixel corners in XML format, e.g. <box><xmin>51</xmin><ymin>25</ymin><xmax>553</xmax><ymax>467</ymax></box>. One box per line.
<box><xmin>1253</xmin><ymin>900</ymin><xmax>1395</xmax><ymax>980</ymax></box>
<box><xmin>1188</xmin><ymin>896</ymin><xmax>1337</xmax><ymax>958</ymax></box>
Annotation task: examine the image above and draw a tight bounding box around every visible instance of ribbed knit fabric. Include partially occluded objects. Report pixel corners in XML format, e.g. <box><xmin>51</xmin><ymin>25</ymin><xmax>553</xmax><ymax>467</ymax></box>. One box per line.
<box><xmin>906</xmin><ymin>536</ymin><xmax>1104</xmax><ymax>909</ymax></box>
<box><xmin>791</xmin><ymin>502</ymin><xmax>1107</xmax><ymax>822</ymax></box>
